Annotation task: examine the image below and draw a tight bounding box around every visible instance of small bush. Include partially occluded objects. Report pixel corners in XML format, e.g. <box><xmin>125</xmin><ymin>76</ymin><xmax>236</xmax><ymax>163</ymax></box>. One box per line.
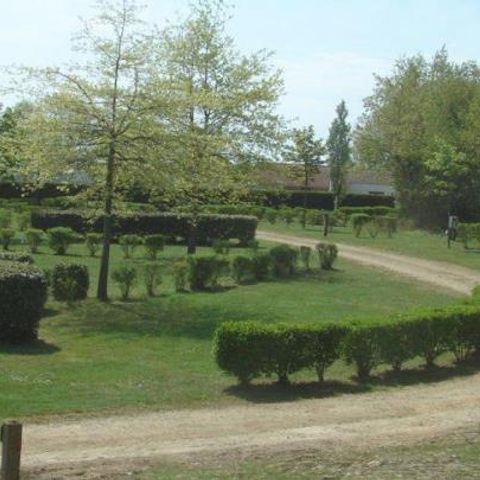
<box><xmin>299</xmin><ymin>246</ymin><xmax>312</xmax><ymax>270</ymax></box>
<box><xmin>144</xmin><ymin>234</ymin><xmax>165</xmax><ymax>260</ymax></box>
<box><xmin>269</xmin><ymin>244</ymin><xmax>298</xmax><ymax>277</ymax></box>
<box><xmin>188</xmin><ymin>255</ymin><xmax>229</xmax><ymax>291</ymax></box>
<box><xmin>247</xmin><ymin>240</ymin><xmax>260</xmax><ymax>252</ymax></box>
<box><xmin>16</xmin><ymin>212</ymin><xmax>30</xmax><ymax>231</ymax></box>
<box><xmin>232</xmin><ymin>255</ymin><xmax>253</xmax><ymax>284</ymax></box>
<box><xmin>0</xmin><ymin>210</ymin><xmax>13</xmax><ymax>229</ymax></box>
<box><xmin>143</xmin><ymin>262</ymin><xmax>161</xmax><ymax>297</ymax></box>
<box><xmin>47</xmin><ymin>227</ymin><xmax>81</xmax><ymax>255</ymax></box>
<box><xmin>351</xmin><ymin>213</ymin><xmax>371</xmax><ymax>237</ymax></box>
<box><xmin>111</xmin><ymin>265</ymin><xmax>137</xmax><ymax>300</ymax></box>
<box><xmin>52</xmin><ymin>263</ymin><xmax>89</xmax><ymax>302</ymax></box>
<box><xmin>305</xmin><ymin>210</ymin><xmax>323</xmax><ymax>226</ymax></box>
<box><xmin>365</xmin><ymin>219</ymin><xmax>380</xmax><ymax>238</ymax></box>
<box><xmin>0</xmin><ymin>228</ymin><xmax>15</xmax><ymax>250</ymax></box>
<box><xmin>251</xmin><ymin>252</ymin><xmax>271</xmax><ymax>281</ymax></box>
<box><xmin>172</xmin><ymin>259</ymin><xmax>189</xmax><ymax>292</ymax></box>
<box><xmin>119</xmin><ymin>234</ymin><xmax>144</xmax><ymax>259</ymax></box>
<box><xmin>85</xmin><ymin>233</ymin><xmax>102</xmax><ymax>257</ymax></box>
<box><xmin>0</xmin><ymin>262</ymin><xmax>48</xmax><ymax>343</ymax></box>
<box><xmin>280</xmin><ymin>208</ymin><xmax>296</xmax><ymax>226</ymax></box>
<box><xmin>25</xmin><ymin>228</ymin><xmax>44</xmax><ymax>253</ymax></box>
<box><xmin>316</xmin><ymin>243</ymin><xmax>338</xmax><ymax>270</ymax></box>
<box><xmin>377</xmin><ymin>216</ymin><xmax>397</xmax><ymax>238</ymax></box>
<box><xmin>212</xmin><ymin>239</ymin><xmax>230</xmax><ymax>255</ymax></box>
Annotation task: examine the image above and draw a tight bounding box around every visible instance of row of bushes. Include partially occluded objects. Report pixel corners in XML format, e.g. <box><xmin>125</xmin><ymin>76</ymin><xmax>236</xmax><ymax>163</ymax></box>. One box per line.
<box><xmin>214</xmin><ymin>304</ymin><xmax>480</xmax><ymax>385</ymax></box>
<box><xmin>31</xmin><ymin>211</ymin><xmax>258</xmax><ymax>246</ymax></box>
<box><xmin>351</xmin><ymin>214</ymin><xmax>397</xmax><ymax>238</ymax></box>
<box><xmin>457</xmin><ymin>223</ymin><xmax>480</xmax><ymax>249</ymax></box>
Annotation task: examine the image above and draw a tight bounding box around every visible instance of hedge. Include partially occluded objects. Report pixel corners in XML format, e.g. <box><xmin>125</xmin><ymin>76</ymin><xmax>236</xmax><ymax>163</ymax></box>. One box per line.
<box><xmin>0</xmin><ymin>262</ymin><xmax>48</xmax><ymax>343</ymax></box>
<box><xmin>214</xmin><ymin>304</ymin><xmax>480</xmax><ymax>385</ymax></box>
<box><xmin>52</xmin><ymin>263</ymin><xmax>89</xmax><ymax>302</ymax></box>
<box><xmin>31</xmin><ymin>210</ymin><xmax>258</xmax><ymax>246</ymax></box>
<box><xmin>0</xmin><ymin>251</ymin><xmax>34</xmax><ymax>264</ymax></box>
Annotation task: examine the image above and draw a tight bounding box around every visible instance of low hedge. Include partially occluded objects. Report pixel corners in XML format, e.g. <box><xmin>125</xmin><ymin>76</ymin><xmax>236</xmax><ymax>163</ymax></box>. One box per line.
<box><xmin>31</xmin><ymin>210</ymin><xmax>258</xmax><ymax>246</ymax></box>
<box><xmin>52</xmin><ymin>263</ymin><xmax>90</xmax><ymax>302</ymax></box>
<box><xmin>214</xmin><ymin>304</ymin><xmax>480</xmax><ymax>385</ymax></box>
<box><xmin>0</xmin><ymin>251</ymin><xmax>34</xmax><ymax>264</ymax></box>
<box><xmin>0</xmin><ymin>262</ymin><xmax>48</xmax><ymax>343</ymax></box>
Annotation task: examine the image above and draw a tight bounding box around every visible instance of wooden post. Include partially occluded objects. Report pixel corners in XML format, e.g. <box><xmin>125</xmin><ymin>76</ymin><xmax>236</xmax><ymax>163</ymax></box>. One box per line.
<box><xmin>1</xmin><ymin>422</ymin><xmax>22</xmax><ymax>480</ymax></box>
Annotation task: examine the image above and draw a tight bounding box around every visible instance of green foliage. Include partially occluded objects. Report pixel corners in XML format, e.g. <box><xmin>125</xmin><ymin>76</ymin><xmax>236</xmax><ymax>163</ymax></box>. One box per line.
<box><xmin>299</xmin><ymin>246</ymin><xmax>311</xmax><ymax>270</ymax></box>
<box><xmin>119</xmin><ymin>234</ymin><xmax>144</xmax><ymax>259</ymax></box>
<box><xmin>111</xmin><ymin>265</ymin><xmax>137</xmax><ymax>300</ymax></box>
<box><xmin>316</xmin><ymin>242</ymin><xmax>338</xmax><ymax>270</ymax></box>
<box><xmin>0</xmin><ymin>261</ymin><xmax>48</xmax><ymax>343</ymax></box>
<box><xmin>251</xmin><ymin>252</ymin><xmax>271</xmax><ymax>281</ymax></box>
<box><xmin>47</xmin><ymin>227</ymin><xmax>81</xmax><ymax>255</ymax></box>
<box><xmin>144</xmin><ymin>234</ymin><xmax>165</xmax><ymax>260</ymax></box>
<box><xmin>143</xmin><ymin>262</ymin><xmax>162</xmax><ymax>297</ymax></box>
<box><xmin>212</xmin><ymin>239</ymin><xmax>230</xmax><ymax>255</ymax></box>
<box><xmin>25</xmin><ymin>228</ymin><xmax>44</xmax><ymax>253</ymax></box>
<box><xmin>366</xmin><ymin>219</ymin><xmax>380</xmax><ymax>238</ymax></box>
<box><xmin>232</xmin><ymin>255</ymin><xmax>253</xmax><ymax>284</ymax></box>
<box><xmin>247</xmin><ymin>239</ymin><xmax>260</xmax><ymax>252</ymax></box>
<box><xmin>264</xmin><ymin>209</ymin><xmax>277</xmax><ymax>224</ymax></box>
<box><xmin>343</xmin><ymin>322</ymin><xmax>382</xmax><ymax>380</ymax></box>
<box><xmin>52</xmin><ymin>263</ymin><xmax>89</xmax><ymax>302</ymax></box>
<box><xmin>457</xmin><ymin>223</ymin><xmax>480</xmax><ymax>249</ymax></box>
<box><xmin>305</xmin><ymin>209</ymin><xmax>323</xmax><ymax>226</ymax></box>
<box><xmin>85</xmin><ymin>233</ymin><xmax>102</xmax><ymax>257</ymax></box>
<box><xmin>351</xmin><ymin>213</ymin><xmax>371</xmax><ymax>237</ymax></box>
<box><xmin>0</xmin><ymin>251</ymin><xmax>34</xmax><ymax>264</ymax></box>
<box><xmin>0</xmin><ymin>209</ymin><xmax>13</xmax><ymax>228</ymax></box>
<box><xmin>0</xmin><ymin>228</ymin><xmax>15</xmax><ymax>250</ymax></box>
<box><xmin>16</xmin><ymin>212</ymin><xmax>30</xmax><ymax>231</ymax></box>
<box><xmin>269</xmin><ymin>244</ymin><xmax>298</xmax><ymax>277</ymax></box>
<box><xmin>280</xmin><ymin>208</ymin><xmax>296</xmax><ymax>226</ymax></box>
<box><xmin>172</xmin><ymin>259</ymin><xmax>188</xmax><ymax>292</ymax></box>
<box><xmin>188</xmin><ymin>255</ymin><xmax>229</xmax><ymax>291</ymax></box>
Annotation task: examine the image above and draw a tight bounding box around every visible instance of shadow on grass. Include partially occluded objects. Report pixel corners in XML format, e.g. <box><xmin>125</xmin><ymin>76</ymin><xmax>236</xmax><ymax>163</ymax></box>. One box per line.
<box><xmin>0</xmin><ymin>339</ymin><xmax>61</xmax><ymax>356</ymax></box>
<box><xmin>225</xmin><ymin>359</ymin><xmax>480</xmax><ymax>404</ymax></box>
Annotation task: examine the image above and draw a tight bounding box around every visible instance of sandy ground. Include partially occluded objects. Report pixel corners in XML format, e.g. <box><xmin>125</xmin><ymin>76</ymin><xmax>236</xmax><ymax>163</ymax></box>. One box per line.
<box><xmin>21</xmin><ymin>231</ymin><xmax>480</xmax><ymax>478</ymax></box>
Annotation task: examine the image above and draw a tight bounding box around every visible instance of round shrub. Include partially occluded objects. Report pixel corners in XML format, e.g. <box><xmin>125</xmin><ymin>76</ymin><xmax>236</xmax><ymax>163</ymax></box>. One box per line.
<box><xmin>48</xmin><ymin>227</ymin><xmax>82</xmax><ymax>255</ymax></box>
<box><xmin>85</xmin><ymin>233</ymin><xmax>103</xmax><ymax>257</ymax></box>
<box><xmin>144</xmin><ymin>234</ymin><xmax>165</xmax><ymax>260</ymax></box>
<box><xmin>143</xmin><ymin>262</ymin><xmax>162</xmax><ymax>297</ymax></box>
<box><xmin>0</xmin><ymin>262</ymin><xmax>48</xmax><ymax>343</ymax></box>
<box><xmin>25</xmin><ymin>228</ymin><xmax>44</xmax><ymax>253</ymax></box>
<box><xmin>316</xmin><ymin>242</ymin><xmax>338</xmax><ymax>270</ymax></box>
<box><xmin>269</xmin><ymin>244</ymin><xmax>298</xmax><ymax>277</ymax></box>
<box><xmin>172</xmin><ymin>259</ymin><xmax>189</xmax><ymax>292</ymax></box>
<box><xmin>188</xmin><ymin>255</ymin><xmax>229</xmax><ymax>291</ymax></box>
<box><xmin>252</xmin><ymin>252</ymin><xmax>271</xmax><ymax>281</ymax></box>
<box><xmin>299</xmin><ymin>246</ymin><xmax>312</xmax><ymax>270</ymax></box>
<box><xmin>52</xmin><ymin>263</ymin><xmax>89</xmax><ymax>302</ymax></box>
<box><xmin>119</xmin><ymin>234</ymin><xmax>144</xmax><ymax>259</ymax></box>
<box><xmin>232</xmin><ymin>255</ymin><xmax>253</xmax><ymax>284</ymax></box>
<box><xmin>111</xmin><ymin>265</ymin><xmax>137</xmax><ymax>300</ymax></box>
<box><xmin>351</xmin><ymin>213</ymin><xmax>371</xmax><ymax>237</ymax></box>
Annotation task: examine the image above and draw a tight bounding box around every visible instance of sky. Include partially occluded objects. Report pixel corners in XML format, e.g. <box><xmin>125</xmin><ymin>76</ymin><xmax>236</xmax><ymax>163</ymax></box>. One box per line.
<box><xmin>1</xmin><ymin>0</ymin><xmax>480</xmax><ymax>137</ymax></box>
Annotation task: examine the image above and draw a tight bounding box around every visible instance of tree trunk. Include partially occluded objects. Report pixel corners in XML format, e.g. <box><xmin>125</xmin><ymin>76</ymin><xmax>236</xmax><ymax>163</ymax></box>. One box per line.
<box><xmin>187</xmin><ymin>219</ymin><xmax>197</xmax><ymax>255</ymax></box>
<box><xmin>96</xmin><ymin>148</ymin><xmax>115</xmax><ymax>301</ymax></box>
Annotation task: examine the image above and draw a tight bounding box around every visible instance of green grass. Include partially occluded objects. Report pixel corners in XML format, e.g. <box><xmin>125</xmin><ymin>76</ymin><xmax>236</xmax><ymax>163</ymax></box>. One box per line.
<box><xmin>260</xmin><ymin>220</ymin><xmax>480</xmax><ymax>270</ymax></box>
<box><xmin>0</xmin><ymin>240</ymin><xmax>461</xmax><ymax>419</ymax></box>
<box><xmin>137</xmin><ymin>433</ymin><xmax>480</xmax><ymax>479</ymax></box>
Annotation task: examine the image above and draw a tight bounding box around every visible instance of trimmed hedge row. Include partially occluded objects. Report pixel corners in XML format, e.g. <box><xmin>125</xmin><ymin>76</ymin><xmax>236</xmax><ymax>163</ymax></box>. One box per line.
<box><xmin>257</xmin><ymin>190</ymin><xmax>395</xmax><ymax>210</ymax></box>
<box><xmin>0</xmin><ymin>251</ymin><xmax>34</xmax><ymax>264</ymax></box>
<box><xmin>31</xmin><ymin>210</ymin><xmax>258</xmax><ymax>246</ymax></box>
<box><xmin>214</xmin><ymin>304</ymin><xmax>480</xmax><ymax>384</ymax></box>
<box><xmin>0</xmin><ymin>262</ymin><xmax>48</xmax><ymax>343</ymax></box>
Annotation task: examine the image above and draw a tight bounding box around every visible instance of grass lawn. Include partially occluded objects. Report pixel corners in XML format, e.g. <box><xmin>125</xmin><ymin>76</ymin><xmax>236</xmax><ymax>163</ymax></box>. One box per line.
<box><xmin>0</xmin><ymin>239</ymin><xmax>462</xmax><ymax>420</ymax></box>
<box><xmin>260</xmin><ymin>220</ymin><xmax>480</xmax><ymax>270</ymax></box>
<box><xmin>138</xmin><ymin>433</ymin><xmax>480</xmax><ymax>479</ymax></box>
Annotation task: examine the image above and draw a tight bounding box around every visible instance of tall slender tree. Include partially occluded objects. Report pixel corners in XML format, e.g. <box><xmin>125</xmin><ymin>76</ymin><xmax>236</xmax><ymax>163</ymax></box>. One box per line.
<box><xmin>13</xmin><ymin>0</ymin><xmax>163</xmax><ymax>301</ymax></box>
<box><xmin>326</xmin><ymin>100</ymin><xmax>351</xmax><ymax>209</ymax></box>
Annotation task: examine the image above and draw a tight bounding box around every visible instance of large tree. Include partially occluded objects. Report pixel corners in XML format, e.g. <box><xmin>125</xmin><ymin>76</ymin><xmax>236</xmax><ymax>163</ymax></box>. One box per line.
<box><xmin>153</xmin><ymin>0</ymin><xmax>285</xmax><ymax>252</ymax></box>
<box><xmin>326</xmin><ymin>100</ymin><xmax>351</xmax><ymax>209</ymax></box>
<box><xmin>286</xmin><ymin>125</ymin><xmax>325</xmax><ymax>206</ymax></box>
<box><xmin>13</xmin><ymin>0</ymin><xmax>163</xmax><ymax>300</ymax></box>
<box><xmin>355</xmin><ymin>48</ymin><xmax>480</xmax><ymax>225</ymax></box>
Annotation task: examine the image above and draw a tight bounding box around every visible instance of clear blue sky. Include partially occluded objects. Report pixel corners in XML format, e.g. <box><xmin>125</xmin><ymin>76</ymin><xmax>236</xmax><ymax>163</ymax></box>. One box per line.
<box><xmin>1</xmin><ymin>0</ymin><xmax>479</xmax><ymax>137</ymax></box>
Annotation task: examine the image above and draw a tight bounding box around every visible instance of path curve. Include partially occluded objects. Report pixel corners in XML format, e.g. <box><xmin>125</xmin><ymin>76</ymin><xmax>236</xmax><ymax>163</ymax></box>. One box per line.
<box><xmin>23</xmin><ymin>373</ymin><xmax>480</xmax><ymax>476</ymax></box>
<box><xmin>257</xmin><ymin>230</ymin><xmax>480</xmax><ymax>295</ymax></box>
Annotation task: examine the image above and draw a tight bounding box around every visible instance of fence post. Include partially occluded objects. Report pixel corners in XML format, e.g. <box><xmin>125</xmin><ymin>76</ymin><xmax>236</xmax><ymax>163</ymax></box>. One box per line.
<box><xmin>1</xmin><ymin>422</ymin><xmax>22</xmax><ymax>480</ymax></box>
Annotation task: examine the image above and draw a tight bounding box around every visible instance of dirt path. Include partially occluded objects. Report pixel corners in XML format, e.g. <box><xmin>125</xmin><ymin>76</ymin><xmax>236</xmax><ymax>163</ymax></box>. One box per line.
<box><xmin>22</xmin><ymin>232</ymin><xmax>480</xmax><ymax>477</ymax></box>
<box><xmin>257</xmin><ymin>230</ymin><xmax>480</xmax><ymax>295</ymax></box>
<box><xmin>23</xmin><ymin>373</ymin><xmax>480</xmax><ymax>477</ymax></box>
